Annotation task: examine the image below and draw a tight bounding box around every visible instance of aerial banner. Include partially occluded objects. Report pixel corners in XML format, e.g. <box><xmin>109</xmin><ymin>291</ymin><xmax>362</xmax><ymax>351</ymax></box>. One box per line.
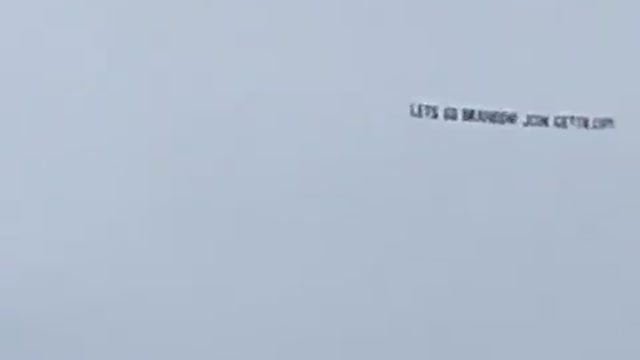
<box><xmin>410</xmin><ymin>102</ymin><xmax>616</xmax><ymax>130</ymax></box>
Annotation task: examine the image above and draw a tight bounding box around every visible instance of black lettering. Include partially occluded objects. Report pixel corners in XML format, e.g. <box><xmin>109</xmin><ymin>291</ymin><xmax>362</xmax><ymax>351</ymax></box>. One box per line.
<box><xmin>424</xmin><ymin>105</ymin><xmax>439</xmax><ymax>119</ymax></box>
<box><xmin>410</xmin><ymin>103</ymin><xmax>423</xmax><ymax>118</ymax></box>
<box><xmin>477</xmin><ymin>110</ymin><xmax>493</xmax><ymax>123</ymax></box>
<box><xmin>489</xmin><ymin>111</ymin><xmax>508</xmax><ymax>125</ymax></box>
<box><xmin>504</xmin><ymin>112</ymin><xmax>518</xmax><ymax>125</ymax></box>
<box><xmin>462</xmin><ymin>108</ymin><xmax>477</xmax><ymax>121</ymax></box>
<box><xmin>592</xmin><ymin>117</ymin><xmax>615</xmax><ymax>129</ymax></box>
<box><xmin>444</xmin><ymin>107</ymin><xmax>458</xmax><ymax>121</ymax></box>
<box><xmin>553</xmin><ymin>115</ymin><xmax>570</xmax><ymax>129</ymax></box>
<box><xmin>410</xmin><ymin>103</ymin><xmax>439</xmax><ymax>119</ymax></box>
<box><xmin>523</xmin><ymin>114</ymin><xmax>550</xmax><ymax>127</ymax></box>
<box><xmin>571</xmin><ymin>116</ymin><xmax>590</xmax><ymax>129</ymax></box>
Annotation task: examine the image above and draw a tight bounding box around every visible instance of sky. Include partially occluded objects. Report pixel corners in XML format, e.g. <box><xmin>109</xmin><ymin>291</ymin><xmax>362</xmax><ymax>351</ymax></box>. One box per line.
<box><xmin>1</xmin><ymin>1</ymin><xmax>638</xmax><ymax>359</ymax></box>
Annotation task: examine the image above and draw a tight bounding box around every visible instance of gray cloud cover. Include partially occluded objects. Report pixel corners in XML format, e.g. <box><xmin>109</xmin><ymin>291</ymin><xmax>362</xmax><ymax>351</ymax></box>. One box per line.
<box><xmin>1</xmin><ymin>0</ymin><xmax>638</xmax><ymax>359</ymax></box>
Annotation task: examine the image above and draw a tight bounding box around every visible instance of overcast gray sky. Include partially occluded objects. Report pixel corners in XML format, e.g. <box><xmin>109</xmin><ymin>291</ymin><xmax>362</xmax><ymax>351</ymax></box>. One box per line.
<box><xmin>1</xmin><ymin>1</ymin><xmax>638</xmax><ymax>359</ymax></box>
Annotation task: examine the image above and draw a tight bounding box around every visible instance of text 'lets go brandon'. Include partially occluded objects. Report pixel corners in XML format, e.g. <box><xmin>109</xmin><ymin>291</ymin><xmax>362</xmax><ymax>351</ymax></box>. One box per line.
<box><xmin>410</xmin><ymin>102</ymin><xmax>616</xmax><ymax>130</ymax></box>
